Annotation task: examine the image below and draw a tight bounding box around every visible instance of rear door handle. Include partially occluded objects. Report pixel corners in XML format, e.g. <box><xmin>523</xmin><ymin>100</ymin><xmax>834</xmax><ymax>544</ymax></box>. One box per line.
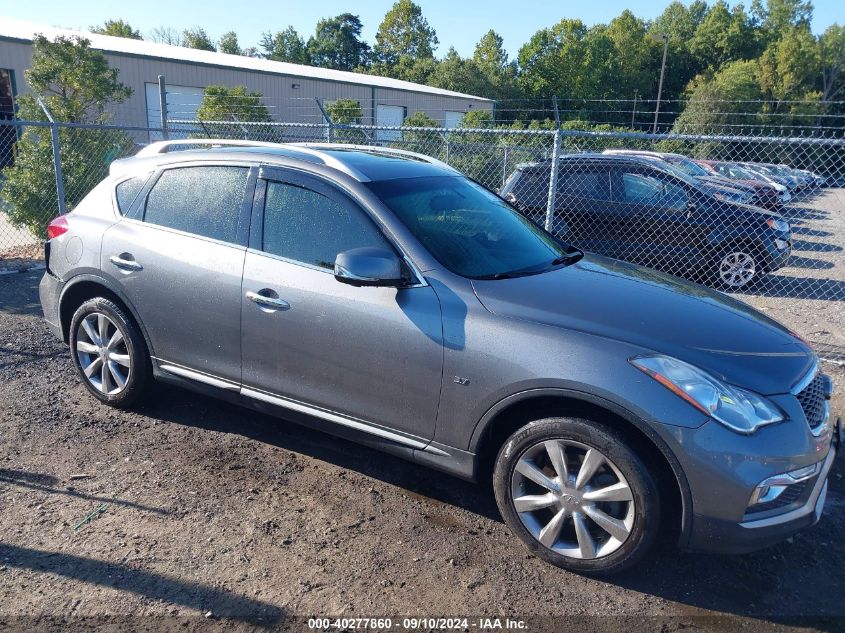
<box><xmin>246</xmin><ymin>290</ymin><xmax>290</xmax><ymax>311</ymax></box>
<box><xmin>109</xmin><ymin>255</ymin><xmax>143</xmax><ymax>271</ymax></box>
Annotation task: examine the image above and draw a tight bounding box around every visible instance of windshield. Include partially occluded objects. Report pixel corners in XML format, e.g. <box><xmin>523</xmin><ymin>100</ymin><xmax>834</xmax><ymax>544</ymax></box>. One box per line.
<box><xmin>367</xmin><ymin>176</ymin><xmax>575</xmax><ymax>279</ymax></box>
<box><xmin>671</xmin><ymin>157</ymin><xmax>710</xmax><ymax>178</ymax></box>
<box><xmin>648</xmin><ymin>160</ymin><xmax>698</xmax><ymax>186</ymax></box>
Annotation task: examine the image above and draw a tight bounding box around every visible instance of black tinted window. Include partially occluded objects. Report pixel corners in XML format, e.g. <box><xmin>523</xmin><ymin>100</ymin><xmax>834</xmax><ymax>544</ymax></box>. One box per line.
<box><xmin>144</xmin><ymin>167</ymin><xmax>248</xmax><ymax>243</ymax></box>
<box><xmin>115</xmin><ymin>176</ymin><xmax>147</xmax><ymax>215</ymax></box>
<box><xmin>262</xmin><ymin>181</ymin><xmax>390</xmax><ymax>269</ymax></box>
<box><xmin>621</xmin><ymin>172</ymin><xmax>687</xmax><ymax>211</ymax></box>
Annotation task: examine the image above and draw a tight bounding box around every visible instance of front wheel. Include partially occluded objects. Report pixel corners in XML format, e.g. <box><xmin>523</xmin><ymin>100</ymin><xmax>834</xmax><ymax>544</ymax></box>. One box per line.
<box><xmin>713</xmin><ymin>248</ymin><xmax>760</xmax><ymax>290</ymax></box>
<box><xmin>493</xmin><ymin>417</ymin><xmax>660</xmax><ymax>575</ymax></box>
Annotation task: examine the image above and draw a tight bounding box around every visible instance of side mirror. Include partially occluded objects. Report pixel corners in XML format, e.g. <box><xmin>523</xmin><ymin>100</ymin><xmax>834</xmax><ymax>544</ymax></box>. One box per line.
<box><xmin>334</xmin><ymin>247</ymin><xmax>407</xmax><ymax>287</ymax></box>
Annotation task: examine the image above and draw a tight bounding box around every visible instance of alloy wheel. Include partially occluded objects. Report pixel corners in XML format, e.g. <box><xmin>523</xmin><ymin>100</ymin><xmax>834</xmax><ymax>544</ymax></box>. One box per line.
<box><xmin>718</xmin><ymin>251</ymin><xmax>756</xmax><ymax>288</ymax></box>
<box><xmin>510</xmin><ymin>439</ymin><xmax>635</xmax><ymax>560</ymax></box>
<box><xmin>75</xmin><ymin>312</ymin><xmax>131</xmax><ymax>395</ymax></box>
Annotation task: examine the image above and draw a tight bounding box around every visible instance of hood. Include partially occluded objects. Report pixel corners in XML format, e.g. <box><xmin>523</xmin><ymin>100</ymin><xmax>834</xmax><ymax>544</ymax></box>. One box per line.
<box><xmin>697</xmin><ymin>175</ymin><xmax>755</xmax><ymax>193</ymax></box>
<box><xmin>472</xmin><ymin>255</ymin><xmax>814</xmax><ymax>395</ymax></box>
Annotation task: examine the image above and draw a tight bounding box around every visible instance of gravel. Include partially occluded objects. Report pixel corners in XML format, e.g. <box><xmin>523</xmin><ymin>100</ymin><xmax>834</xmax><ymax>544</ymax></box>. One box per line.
<box><xmin>1</xmin><ymin>269</ymin><xmax>843</xmax><ymax>632</ymax></box>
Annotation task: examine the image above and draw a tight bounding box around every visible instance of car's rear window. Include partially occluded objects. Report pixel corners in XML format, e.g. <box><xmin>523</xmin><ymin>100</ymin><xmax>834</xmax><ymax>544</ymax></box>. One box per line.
<box><xmin>115</xmin><ymin>175</ymin><xmax>148</xmax><ymax>215</ymax></box>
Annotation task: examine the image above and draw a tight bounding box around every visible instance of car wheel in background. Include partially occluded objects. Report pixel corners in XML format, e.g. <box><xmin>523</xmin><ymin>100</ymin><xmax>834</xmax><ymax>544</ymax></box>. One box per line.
<box><xmin>713</xmin><ymin>248</ymin><xmax>760</xmax><ymax>290</ymax></box>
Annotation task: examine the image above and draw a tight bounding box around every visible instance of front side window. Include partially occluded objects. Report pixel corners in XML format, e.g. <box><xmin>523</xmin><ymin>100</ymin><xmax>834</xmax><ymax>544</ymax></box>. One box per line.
<box><xmin>144</xmin><ymin>166</ymin><xmax>248</xmax><ymax>243</ymax></box>
<box><xmin>620</xmin><ymin>172</ymin><xmax>687</xmax><ymax>211</ymax></box>
<box><xmin>262</xmin><ymin>180</ymin><xmax>391</xmax><ymax>269</ymax></box>
<box><xmin>367</xmin><ymin>176</ymin><xmax>571</xmax><ymax>279</ymax></box>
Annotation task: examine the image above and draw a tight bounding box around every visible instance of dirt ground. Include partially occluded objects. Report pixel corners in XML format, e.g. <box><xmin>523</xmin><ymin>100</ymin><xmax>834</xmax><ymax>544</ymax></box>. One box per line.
<box><xmin>1</xmin><ymin>269</ymin><xmax>845</xmax><ymax>632</ymax></box>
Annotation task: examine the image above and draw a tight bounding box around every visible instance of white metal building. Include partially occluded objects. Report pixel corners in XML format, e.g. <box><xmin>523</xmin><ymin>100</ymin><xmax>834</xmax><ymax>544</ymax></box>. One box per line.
<box><xmin>0</xmin><ymin>18</ymin><xmax>493</xmax><ymax>137</ymax></box>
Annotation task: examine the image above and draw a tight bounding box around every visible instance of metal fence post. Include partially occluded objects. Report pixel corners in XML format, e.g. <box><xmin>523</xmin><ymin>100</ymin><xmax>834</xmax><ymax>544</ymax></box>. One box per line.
<box><xmin>544</xmin><ymin>96</ymin><xmax>562</xmax><ymax>232</ymax></box>
<box><xmin>314</xmin><ymin>98</ymin><xmax>333</xmax><ymax>143</ymax></box>
<box><xmin>158</xmin><ymin>75</ymin><xmax>169</xmax><ymax>140</ymax></box>
<box><xmin>37</xmin><ymin>98</ymin><xmax>66</xmax><ymax>216</ymax></box>
<box><xmin>502</xmin><ymin>144</ymin><xmax>509</xmax><ymax>187</ymax></box>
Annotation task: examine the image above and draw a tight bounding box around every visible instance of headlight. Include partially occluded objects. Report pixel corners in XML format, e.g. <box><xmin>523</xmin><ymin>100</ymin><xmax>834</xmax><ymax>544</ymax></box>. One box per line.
<box><xmin>766</xmin><ymin>218</ymin><xmax>790</xmax><ymax>232</ymax></box>
<box><xmin>630</xmin><ymin>355</ymin><xmax>785</xmax><ymax>434</ymax></box>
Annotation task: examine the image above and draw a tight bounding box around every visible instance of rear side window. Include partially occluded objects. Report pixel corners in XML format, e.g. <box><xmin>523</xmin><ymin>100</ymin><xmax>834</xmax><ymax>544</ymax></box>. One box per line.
<box><xmin>115</xmin><ymin>176</ymin><xmax>148</xmax><ymax>215</ymax></box>
<box><xmin>558</xmin><ymin>168</ymin><xmax>611</xmax><ymax>201</ymax></box>
<box><xmin>262</xmin><ymin>180</ymin><xmax>390</xmax><ymax>269</ymax></box>
<box><xmin>144</xmin><ymin>166</ymin><xmax>248</xmax><ymax>243</ymax></box>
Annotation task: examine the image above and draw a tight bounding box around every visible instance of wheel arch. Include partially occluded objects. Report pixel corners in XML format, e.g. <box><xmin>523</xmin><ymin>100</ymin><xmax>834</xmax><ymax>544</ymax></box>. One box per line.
<box><xmin>59</xmin><ymin>274</ymin><xmax>154</xmax><ymax>356</ymax></box>
<box><xmin>470</xmin><ymin>388</ymin><xmax>693</xmax><ymax>547</ymax></box>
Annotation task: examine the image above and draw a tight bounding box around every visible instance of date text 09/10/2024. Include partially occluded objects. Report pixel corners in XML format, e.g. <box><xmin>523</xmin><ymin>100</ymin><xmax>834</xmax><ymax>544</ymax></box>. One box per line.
<box><xmin>307</xmin><ymin>617</ymin><xmax>528</xmax><ymax>630</ymax></box>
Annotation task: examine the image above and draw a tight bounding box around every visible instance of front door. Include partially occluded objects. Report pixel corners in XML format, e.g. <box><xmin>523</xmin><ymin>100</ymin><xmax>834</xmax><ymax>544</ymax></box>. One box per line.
<box><xmin>240</xmin><ymin>168</ymin><xmax>443</xmax><ymax>440</ymax></box>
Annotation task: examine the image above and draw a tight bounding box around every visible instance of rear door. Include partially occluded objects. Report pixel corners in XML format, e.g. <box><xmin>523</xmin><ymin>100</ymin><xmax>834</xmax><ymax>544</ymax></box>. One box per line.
<box><xmin>101</xmin><ymin>163</ymin><xmax>254</xmax><ymax>383</ymax></box>
<box><xmin>240</xmin><ymin>167</ymin><xmax>443</xmax><ymax>441</ymax></box>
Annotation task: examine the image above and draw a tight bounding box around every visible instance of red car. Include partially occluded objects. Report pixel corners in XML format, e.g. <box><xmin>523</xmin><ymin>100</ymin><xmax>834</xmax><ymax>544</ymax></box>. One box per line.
<box><xmin>694</xmin><ymin>160</ymin><xmax>783</xmax><ymax>210</ymax></box>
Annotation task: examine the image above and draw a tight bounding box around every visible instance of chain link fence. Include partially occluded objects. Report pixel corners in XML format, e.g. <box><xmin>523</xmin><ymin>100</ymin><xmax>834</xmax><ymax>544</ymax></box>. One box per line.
<box><xmin>1</xmin><ymin>117</ymin><xmax>843</xmax><ymax>359</ymax></box>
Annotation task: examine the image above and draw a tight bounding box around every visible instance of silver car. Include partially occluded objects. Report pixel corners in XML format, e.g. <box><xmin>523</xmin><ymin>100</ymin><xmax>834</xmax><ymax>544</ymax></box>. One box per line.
<box><xmin>39</xmin><ymin>140</ymin><xmax>839</xmax><ymax>575</ymax></box>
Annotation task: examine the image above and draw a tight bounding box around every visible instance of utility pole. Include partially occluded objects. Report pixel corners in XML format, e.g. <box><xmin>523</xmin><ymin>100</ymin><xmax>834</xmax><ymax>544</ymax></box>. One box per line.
<box><xmin>652</xmin><ymin>33</ymin><xmax>669</xmax><ymax>134</ymax></box>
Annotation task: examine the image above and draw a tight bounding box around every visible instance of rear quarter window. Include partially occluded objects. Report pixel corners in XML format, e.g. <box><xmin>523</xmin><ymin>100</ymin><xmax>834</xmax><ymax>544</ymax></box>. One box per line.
<box><xmin>114</xmin><ymin>176</ymin><xmax>149</xmax><ymax>215</ymax></box>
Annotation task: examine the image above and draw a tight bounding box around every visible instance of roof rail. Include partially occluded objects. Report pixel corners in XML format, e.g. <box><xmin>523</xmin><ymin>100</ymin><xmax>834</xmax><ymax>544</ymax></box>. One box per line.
<box><xmin>293</xmin><ymin>143</ymin><xmax>458</xmax><ymax>172</ymax></box>
<box><xmin>132</xmin><ymin>138</ymin><xmax>367</xmax><ymax>180</ymax></box>
<box><xmin>135</xmin><ymin>138</ymin><xmax>286</xmax><ymax>157</ymax></box>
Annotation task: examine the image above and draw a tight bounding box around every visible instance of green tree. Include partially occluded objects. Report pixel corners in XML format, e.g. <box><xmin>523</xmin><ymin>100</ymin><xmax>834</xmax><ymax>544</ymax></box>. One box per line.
<box><xmin>218</xmin><ymin>31</ymin><xmax>242</xmax><ymax>55</ymax></box>
<box><xmin>672</xmin><ymin>60</ymin><xmax>764</xmax><ymax>136</ymax></box>
<box><xmin>1</xmin><ymin>35</ymin><xmax>133</xmax><ymax>238</ymax></box>
<box><xmin>688</xmin><ymin>1</ymin><xmax>758</xmax><ymax>71</ymax></box>
<box><xmin>90</xmin><ymin>19</ymin><xmax>142</xmax><ymax>40</ymax></box>
<box><xmin>819</xmin><ymin>24</ymin><xmax>845</xmax><ymax>102</ymax></box>
<box><xmin>260</xmin><ymin>27</ymin><xmax>310</xmax><ymax>64</ymax></box>
<box><xmin>182</xmin><ymin>27</ymin><xmax>216</xmax><ymax>51</ymax></box>
<box><xmin>428</xmin><ymin>48</ymin><xmax>490</xmax><ymax>97</ymax></box>
<box><xmin>197</xmin><ymin>85</ymin><xmax>271</xmax><ymax>123</ymax></box>
<box><xmin>758</xmin><ymin>25</ymin><xmax>820</xmax><ymax>108</ymax></box>
<box><xmin>325</xmin><ymin>98</ymin><xmax>366</xmax><ymax>142</ymax></box>
<box><xmin>399</xmin><ymin>111</ymin><xmax>441</xmax><ymax>155</ymax></box>
<box><xmin>373</xmin><ymin>0</ymin><xmax>438</xmax><ymax>69</ymax></box>
<box><xmin>307</xmin><ymin>14</ymin><xmax>370</xmax><ymax>70</ymax></box>
<box><xmin>472</xmin><ymin>30</ymin><xmax>519</xmax><ymax>102</ymax></box>
<box><xmin>517</xmin><ymin>19</ymin><xmax>599</xmax><ymax>99</ymax></box>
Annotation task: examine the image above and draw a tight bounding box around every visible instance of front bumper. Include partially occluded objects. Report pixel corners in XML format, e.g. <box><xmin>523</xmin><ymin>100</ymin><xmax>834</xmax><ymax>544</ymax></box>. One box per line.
<box><xmin>686</xmin><ymin>446</ymin><xmax>835</xmax><ymax>554</ymax></box>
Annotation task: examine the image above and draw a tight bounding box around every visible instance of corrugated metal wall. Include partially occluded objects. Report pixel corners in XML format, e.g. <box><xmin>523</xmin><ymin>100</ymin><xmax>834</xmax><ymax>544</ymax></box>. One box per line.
<box><xmin>0</xmin><ymin>39</ymin><xmax>492</xmax><ymax>128</ymax></box>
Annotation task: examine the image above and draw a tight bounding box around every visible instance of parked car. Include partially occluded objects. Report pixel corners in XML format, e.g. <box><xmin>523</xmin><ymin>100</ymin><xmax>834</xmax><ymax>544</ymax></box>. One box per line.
<box><xmin>743</xmin><ymin>163</ymin><xmax>803</xmax><ymax>193</ymax></box>
<box><xmin>40</xmin><ymin>140</ymin><xmax>837</xmax><ymax>575</ymax></box>
<box><xmin>602</xmin><ymin>149</ymin><xmax>758</xmax><ymax>205</ymax></box>
<box><xmin>694</xmin><ymin>160</ymin><xmax>786</xmax><ymax>210</ymax></box>
<box><xmin>501</xmin><ymin>154</ymin><xmax>793</xmax><ymax>289</ymax></box>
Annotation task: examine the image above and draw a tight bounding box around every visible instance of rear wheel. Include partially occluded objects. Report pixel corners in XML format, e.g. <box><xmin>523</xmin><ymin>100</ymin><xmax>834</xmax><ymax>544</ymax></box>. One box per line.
<box><xmin>69</xmin><ymin>297</ymin><xmax>151</xmax><ymax>408</ymax></box>
<box><xmin>493</xmin><ymin>417</ymin><xmax>660</xmax><ymax>575</ymax></box>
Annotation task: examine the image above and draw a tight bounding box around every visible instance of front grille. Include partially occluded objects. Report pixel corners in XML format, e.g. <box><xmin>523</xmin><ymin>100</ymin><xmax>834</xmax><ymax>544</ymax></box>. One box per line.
<box><xmin>796</xmin><ymin>373</ymin><xmax>827</xmax><ymax>429</ymax></box>
<box><xmin>745</xmin><ymin>479</ymin><xmax>810</xmax><ymax>515</ymax></box>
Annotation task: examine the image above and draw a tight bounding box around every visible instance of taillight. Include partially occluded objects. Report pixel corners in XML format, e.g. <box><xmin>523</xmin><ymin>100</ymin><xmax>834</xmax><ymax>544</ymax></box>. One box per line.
<box><xmin>47</xmin><ymin>215</ymin><xmax>69</xmax><ymax>240</ymax></box>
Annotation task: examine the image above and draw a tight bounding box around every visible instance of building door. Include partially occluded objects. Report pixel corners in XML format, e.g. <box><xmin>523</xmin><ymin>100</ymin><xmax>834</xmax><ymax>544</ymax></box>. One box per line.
<box><xmin>375</xmin><ymin>105</ymin><xmax>405</xmax><ymax>143</ymax></box>
<box><xmin>0</xmin><ymin>69</ymin><xmax>15</xmax><ymax>168</ymax></box>
<box><xmin>444</xmin><ymin>111</ymin><xmax>464</xmax><ymax>129</ymax></box>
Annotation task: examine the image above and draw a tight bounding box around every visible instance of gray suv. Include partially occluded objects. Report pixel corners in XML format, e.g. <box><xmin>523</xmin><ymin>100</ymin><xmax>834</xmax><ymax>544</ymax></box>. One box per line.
<box><xmin>39</xmin><ymin>140</ymin><xmax>838</xmax><ymax>575</ymax></box>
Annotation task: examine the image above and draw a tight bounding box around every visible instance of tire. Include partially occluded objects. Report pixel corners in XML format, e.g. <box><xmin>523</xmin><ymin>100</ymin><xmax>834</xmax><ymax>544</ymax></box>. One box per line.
<box><xmin>712</xmin><ymin>247</ymin><xmax>761</xmax><ymax>290</ymax></box>
<box><xmin>69</xmin><ymin>297</ymin><xmax>151</xmax><ymax>408</ymax></box>
<box><xmin>493</xmin><ymin>417</ymin><xmax>660</xmax><ymax>576</ymax></box>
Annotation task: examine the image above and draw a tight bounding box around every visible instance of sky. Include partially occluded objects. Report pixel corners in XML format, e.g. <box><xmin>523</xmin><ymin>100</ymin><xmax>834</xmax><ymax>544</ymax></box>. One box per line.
<box><xmin>1</xmin><ymin>0</ymin><xmax>842</xmax><ymax>59</ymax></box>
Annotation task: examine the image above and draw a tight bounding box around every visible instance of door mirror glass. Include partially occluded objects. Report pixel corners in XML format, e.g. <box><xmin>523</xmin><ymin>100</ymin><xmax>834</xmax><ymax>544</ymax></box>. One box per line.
<box><xmin>335</xmin><ymin>247</ymin><xmax>406</xmax><ymax>287</ymax></box>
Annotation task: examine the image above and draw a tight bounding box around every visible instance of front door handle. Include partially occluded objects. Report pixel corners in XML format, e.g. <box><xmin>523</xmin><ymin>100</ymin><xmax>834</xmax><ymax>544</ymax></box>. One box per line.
<box><xmin>109</xmin><ymin>254</ymin><xmax>143</xmax><ymax>271</ymax></box>
<box><xmin>246</xmin><ymin>290</ymin><xmax>290</xmax><ymax>311</ymax></box>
